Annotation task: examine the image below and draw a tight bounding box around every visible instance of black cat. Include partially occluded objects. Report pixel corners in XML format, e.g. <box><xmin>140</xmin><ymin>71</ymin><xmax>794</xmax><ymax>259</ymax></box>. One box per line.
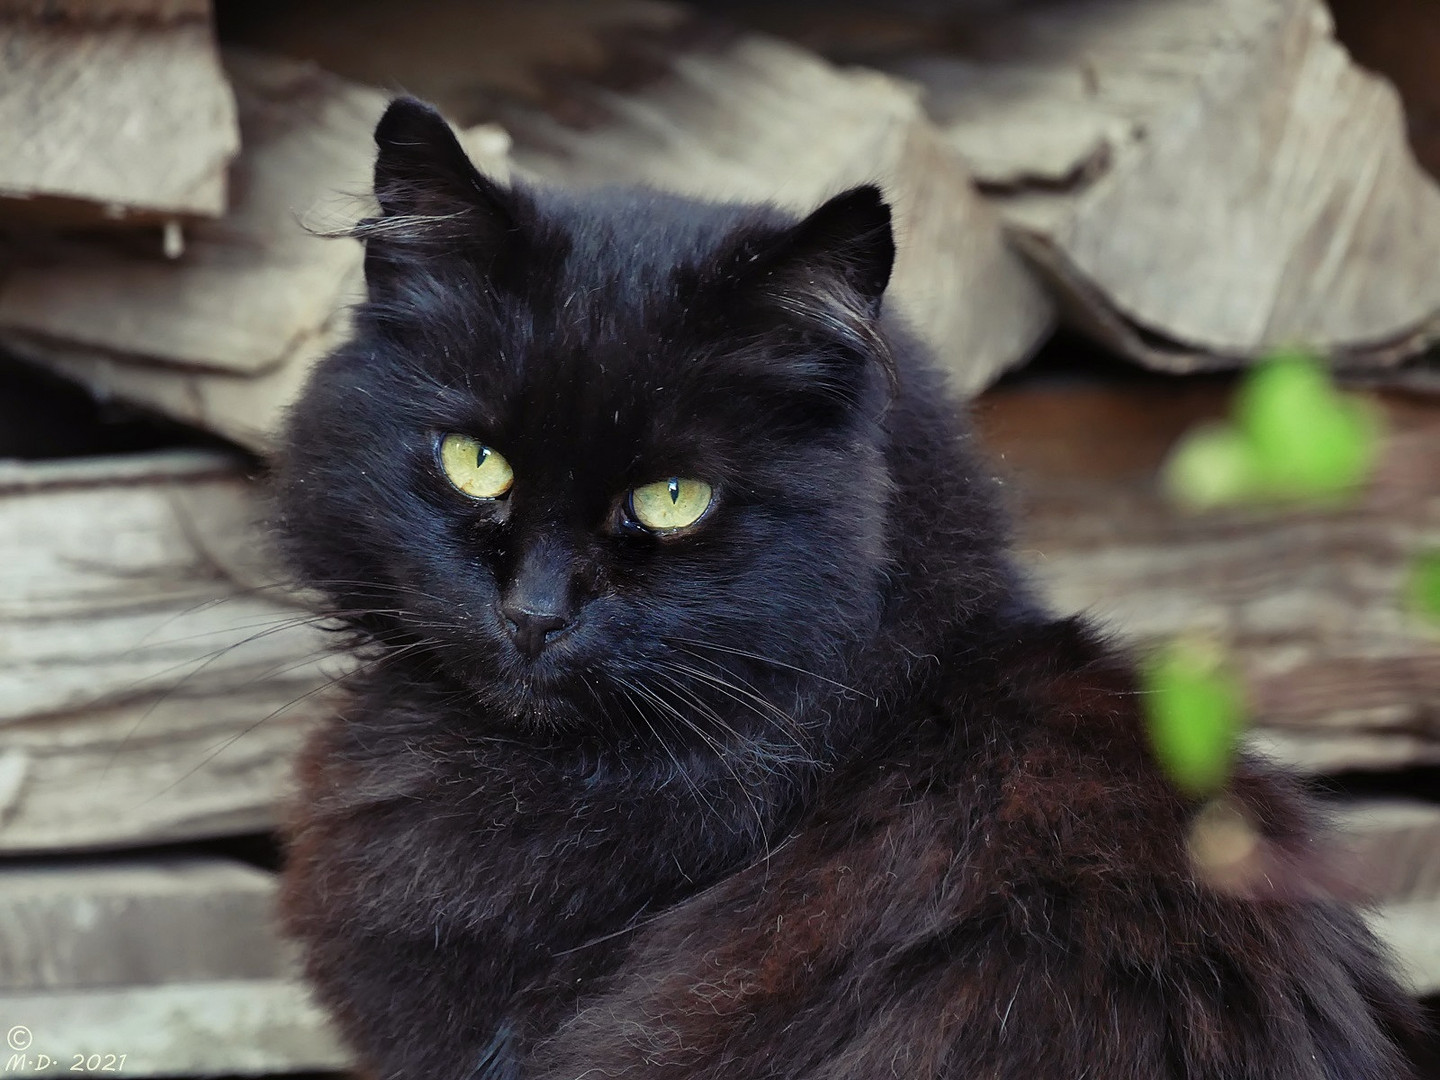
<box><xmin>276</xmin><ymin>98</ymin><xmax>1424</xmax><ymax>1079</ymax></box>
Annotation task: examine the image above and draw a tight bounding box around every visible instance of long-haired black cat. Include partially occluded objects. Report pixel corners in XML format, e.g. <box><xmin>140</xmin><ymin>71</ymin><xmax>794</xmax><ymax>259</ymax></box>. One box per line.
<box><xmin>276</xmin><ymin>98</ymin><xmax>1424</xmax><ymax>1079</ymax></box>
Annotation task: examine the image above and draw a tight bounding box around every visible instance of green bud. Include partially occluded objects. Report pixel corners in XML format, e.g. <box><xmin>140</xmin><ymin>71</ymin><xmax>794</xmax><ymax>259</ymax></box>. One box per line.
<box><xmin>1141</xmin><ymin>638</ymin><xmax>1246</xmax><ymax>797</ymax></box>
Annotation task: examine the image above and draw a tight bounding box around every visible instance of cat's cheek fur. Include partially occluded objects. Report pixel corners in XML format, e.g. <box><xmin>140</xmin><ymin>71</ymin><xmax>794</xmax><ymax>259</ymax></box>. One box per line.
<box><xmin>275</xmin><ymin>98</ymin><xmax>1424</xmax><ymax>1080</ymax></box>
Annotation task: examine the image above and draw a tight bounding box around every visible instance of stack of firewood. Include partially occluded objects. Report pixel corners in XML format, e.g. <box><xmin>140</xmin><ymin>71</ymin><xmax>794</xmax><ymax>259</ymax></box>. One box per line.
<box><xmin>1</xmin><ymin>1</ymin><xmax>1436</xmax><ymax>1074</ymax></box>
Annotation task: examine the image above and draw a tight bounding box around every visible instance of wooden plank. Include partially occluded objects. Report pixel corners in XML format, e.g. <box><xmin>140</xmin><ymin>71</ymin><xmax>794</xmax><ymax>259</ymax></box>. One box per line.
<box><xmin>0</xmin><ymin>450</ymin><xmax>323</xmax><ymax>720</ymax></box>
<box><xmin>503</xmin><ymin>27</ymin><xmax>1054</xmax><ymax>399</ymax></box>
<box><xmin>0</xmin><ymin>980</ymin><xmax>349</xmax><ymax>1077</ymax></box>
<box><xmin>1334</xmin><ymin>800</ymin><xmax>1440</xmax><ymax>994</ymax></box>
<box><xmin>975</xmin><ymin>382</ymin><xmax>1440</xmax><ymax>775</ymax></box>
<box><xmin>871</xmin><ymin>0</ymin><xmax>1440</xmax><ymax>375</ymax></box>
<box><xmin>0</xmin><ymin>689</ymin><xmax>327</xmax><ymax>853</ymax></box>
<box><xmin>0</xmin><ymin>853</ymin><xmax>351</xmax><ymax>1075</ymax></box>
<box><xmin>1</xmin><ymin>325</ymin><xmax>345</xmax><ymax>456</ymax></box>
<box><xmin>1247</xmin><ymin>730</ymin><xmax>1440</xmax><ymax>775</ymax></box>
<box><xmin>0</xmin><ymin>5</ymin><xmax>237</xmax><ymax>224</ymax></box>
<box><xmin>1366</xmin><ymin>899</ymin><xmax>1440</xmax><ymax>995</ymax></box>
<box><xmin>1334</xmin><ymin>800</ymin><xmax>1440</xmax><ymax>908</ymax></box>
<box><xmin>0</xmin><ymin>451</ymin><xmax>346</xmax><ymax>853</ymax></box>
<box><xmin>0</xmin><ymin>857</ymin><xmax>284</xmax><ymax>992</ymax></box>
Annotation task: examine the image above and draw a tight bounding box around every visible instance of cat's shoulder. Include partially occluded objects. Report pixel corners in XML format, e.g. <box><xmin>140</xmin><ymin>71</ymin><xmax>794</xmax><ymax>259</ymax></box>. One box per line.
<box><xmin>916</xmin><ymin>614</ymin><xmax>1324</xmax><ymax>898</ymax></box>
<box><xmin>531</xmin><ymin>621</ymin><xmax>1400</xmax><ymax>1079</ymax></box>
<box><xmin>945</xmin><ymin>614</ymin><xmax>1195</xmax><ymax>890</ymax></box>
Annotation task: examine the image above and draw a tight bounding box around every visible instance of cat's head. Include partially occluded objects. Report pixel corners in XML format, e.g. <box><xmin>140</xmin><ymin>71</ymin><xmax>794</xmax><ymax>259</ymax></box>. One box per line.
<box><xmin>278</xmin><ymin>99</ymin><xmax>958</xmax><ymax>748</ymax></box>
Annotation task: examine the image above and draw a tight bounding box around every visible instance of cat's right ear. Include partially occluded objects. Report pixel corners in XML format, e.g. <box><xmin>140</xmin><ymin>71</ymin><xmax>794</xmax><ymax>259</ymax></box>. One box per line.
<box><xmin>359</xmin><ymin>98</ymin><xmax>515</xmax><ymax>293</ymax></box>
<box><xmin>728</xmin><ymin>186</ymin><xmax>897</xmax><ymax>393</ymax></box>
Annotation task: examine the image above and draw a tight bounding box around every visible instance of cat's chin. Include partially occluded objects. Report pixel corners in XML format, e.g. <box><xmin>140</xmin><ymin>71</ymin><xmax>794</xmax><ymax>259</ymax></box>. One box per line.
<box><xmin>466</xmin><ymin>666</ymin><xmax>611</xmax><ymax>736</ymax></box>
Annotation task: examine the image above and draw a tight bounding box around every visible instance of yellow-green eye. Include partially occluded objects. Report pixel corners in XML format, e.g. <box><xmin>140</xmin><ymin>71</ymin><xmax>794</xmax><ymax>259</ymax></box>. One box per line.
<box><xmin>438</xmin><ymin>433</ymin><xmax>514</xmax><ymax>499</ymax></box>
<box><xmin>629</xmin><ymin>477</ymin><xmax>713</xmax><ymax>532</ymax></box>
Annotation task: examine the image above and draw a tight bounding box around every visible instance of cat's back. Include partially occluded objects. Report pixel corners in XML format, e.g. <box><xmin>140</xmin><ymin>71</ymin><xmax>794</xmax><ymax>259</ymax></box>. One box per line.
<box><xmin>530</xmin><ymin>617</ymin><xmax>1420</xmax><ymax>1079</ymax></box>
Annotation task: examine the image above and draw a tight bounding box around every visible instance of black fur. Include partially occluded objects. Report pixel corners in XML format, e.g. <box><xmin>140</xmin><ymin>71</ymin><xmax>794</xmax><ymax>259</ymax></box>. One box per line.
<box><xmin>276</xmin><ymin>98</ymin><xmax>1424</xmax><ymax>1080</ymax></box>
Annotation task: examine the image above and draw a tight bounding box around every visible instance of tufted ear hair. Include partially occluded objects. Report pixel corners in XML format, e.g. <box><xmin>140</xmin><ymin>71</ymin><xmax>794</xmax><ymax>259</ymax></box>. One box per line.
<box><xmin>742</xmin><ymin>185</ymin><xmax>897</xmax><ymax>384</ymax></box>
<box><xmin>756</xmin><ymin>187</ymin><xmax>894</xmax><ymax>354</ymax></box>
<box><xmin>357</xmin><ymin>97</ymin><xmax>517</xmax><ymax>295</ymax></box>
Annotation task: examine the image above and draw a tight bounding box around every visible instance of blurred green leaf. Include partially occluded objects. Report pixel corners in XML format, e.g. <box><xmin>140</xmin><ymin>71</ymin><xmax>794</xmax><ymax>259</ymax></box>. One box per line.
<box><xmin>1235</xmin><ymin>351</ymin><xmax>1378</xmax><ymax>497</ymax></box>
<box><xmin>1407</xmin><ymin>548</ymin><xmax>1440</xmax><ymax>624</ymax></box>
<box><xmin>1163</xmin><ymin>423</ymin><xmax>1263</xmax><ymax>510</ymax></box>
<box><xmin>1162</xmin><ymin>349</ymin><xmax>1380</xmax><ymax>508</ymax></box>
<box><xmin>1141</xmin><ymin>638</ymin><xmax>1245</xmax><ymax>796</ymax></box>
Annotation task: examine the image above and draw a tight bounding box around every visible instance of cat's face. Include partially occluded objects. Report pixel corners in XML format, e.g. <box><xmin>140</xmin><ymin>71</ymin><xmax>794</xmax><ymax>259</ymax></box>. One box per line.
<box><xmin>278</xmin><ymin>100</ymin><xmax>900</xmax><ymax>744</ymax></box>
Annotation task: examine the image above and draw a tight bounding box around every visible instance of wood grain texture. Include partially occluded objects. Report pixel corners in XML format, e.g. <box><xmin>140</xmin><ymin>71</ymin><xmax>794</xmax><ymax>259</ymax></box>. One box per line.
<box><xmin>0</xmin><ymin>451</ymin><xmax>346</xmax><ymax>853</ymax></box>
<box><xmin>0</xmin><ymin>853</ymin><xmax>350</xmax><ymax>1075</ymax></box>
<box><xmin>0</xmin><ymin>52</ymin><xmax>379</xmax><ymax>376</ymax></box>
<box><xmin>0</xmin><ymin>9</ymin><xmax>236</xmax><ymax>222</ymax></box>
<box><xmin>1330</xmin><ymin>0</ymin><xmax>1440</xmax><ymax>181</ymax></box>
<box><xmin>0</xmin><ymin>687</ymin><xmax>328</xmax><ymax>853</ymax></box>
<box><xmin>881</xmin><ymin>0</ymin><xmax>1440</xmax><ymax>373</ymax></box>
<box><xmin>976</xmin><ymin>383</ymin><xmax>1440</xmax><ymax>775</ymax></box>
<box><xmin>0</xmin><ymin>857</ymin><xmax>285</xmax><ymax>992</ymax></box>
<box><xmin>506</xmin><ymin>28</ymin><xmax>1054</xmax><ymax>399</ymax></box>
<box><xmin>0</xmin><ymin>980</ymin><xmax>349</xmax><ymax>1077</ymax></box>
<box><xmin>0</xmin><ymin>53</ymin><xmax>511</xmax><ymax>449</ymax></box>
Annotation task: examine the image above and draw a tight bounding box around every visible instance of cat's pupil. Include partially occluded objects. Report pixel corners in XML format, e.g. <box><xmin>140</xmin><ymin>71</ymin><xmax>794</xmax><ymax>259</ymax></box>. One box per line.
<box><xmin>667</xmin><ymin>478</ymin><xmax>679</xmax><ymax>503</ymax></box>
<box><xmin>476</xmin><ymin>447</ymin><xmax>489</xmax><ymax>467</ymax></box>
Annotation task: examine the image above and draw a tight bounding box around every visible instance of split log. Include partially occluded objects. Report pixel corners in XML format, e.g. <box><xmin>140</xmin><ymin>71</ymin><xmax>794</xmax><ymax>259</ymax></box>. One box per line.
<box><xmin>0</xmin><ymin>52</ymin><xmax>509</xmax><ymax>450</ymax></box>
<box><xmin>975</xmin><ymin>382</ymin><xmax>1440</xmax><ymax>775</ymax></box>
<box><xmin>0</xmin><ymin>451</ymin><xmax>346</xmax><ymax>853</ymax></box>
<box><xmin>0</xmin><ymin>0</ymin><xmax>237</xmax><ymax>225</ymax></box>
<box><xmin>861</xmin><ymin>0</ymin><xmax>1440</xmax><ymax>376</ymax></box>
<box><xmin>1</xmin><ymin>314</ymin><xmax>350</xmax><ymax>457</ymax></box>
<box><xmin>0</xmin><ymin>687</ymin><xmax>328</xmax><ymax>854</ymax></box>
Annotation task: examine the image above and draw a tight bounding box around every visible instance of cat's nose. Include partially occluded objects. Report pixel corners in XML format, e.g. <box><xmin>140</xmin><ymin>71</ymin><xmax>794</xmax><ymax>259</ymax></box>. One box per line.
<box><xmin>501</xmin><ymin>603</ymin><xmax>570</xmax><ymax>660</ymax></box>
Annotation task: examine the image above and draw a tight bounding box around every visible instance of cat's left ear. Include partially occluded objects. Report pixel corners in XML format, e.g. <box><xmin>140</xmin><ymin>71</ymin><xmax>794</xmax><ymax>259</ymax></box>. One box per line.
<box><xmin>749</xmin><ymin>185</ymin><xmax>896</xmax><ymax>361</ymax></box>
<box><xmin>360</xmin><ymin>98</ymin><xmax>516</xmax><ymax>292</ymax></box>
